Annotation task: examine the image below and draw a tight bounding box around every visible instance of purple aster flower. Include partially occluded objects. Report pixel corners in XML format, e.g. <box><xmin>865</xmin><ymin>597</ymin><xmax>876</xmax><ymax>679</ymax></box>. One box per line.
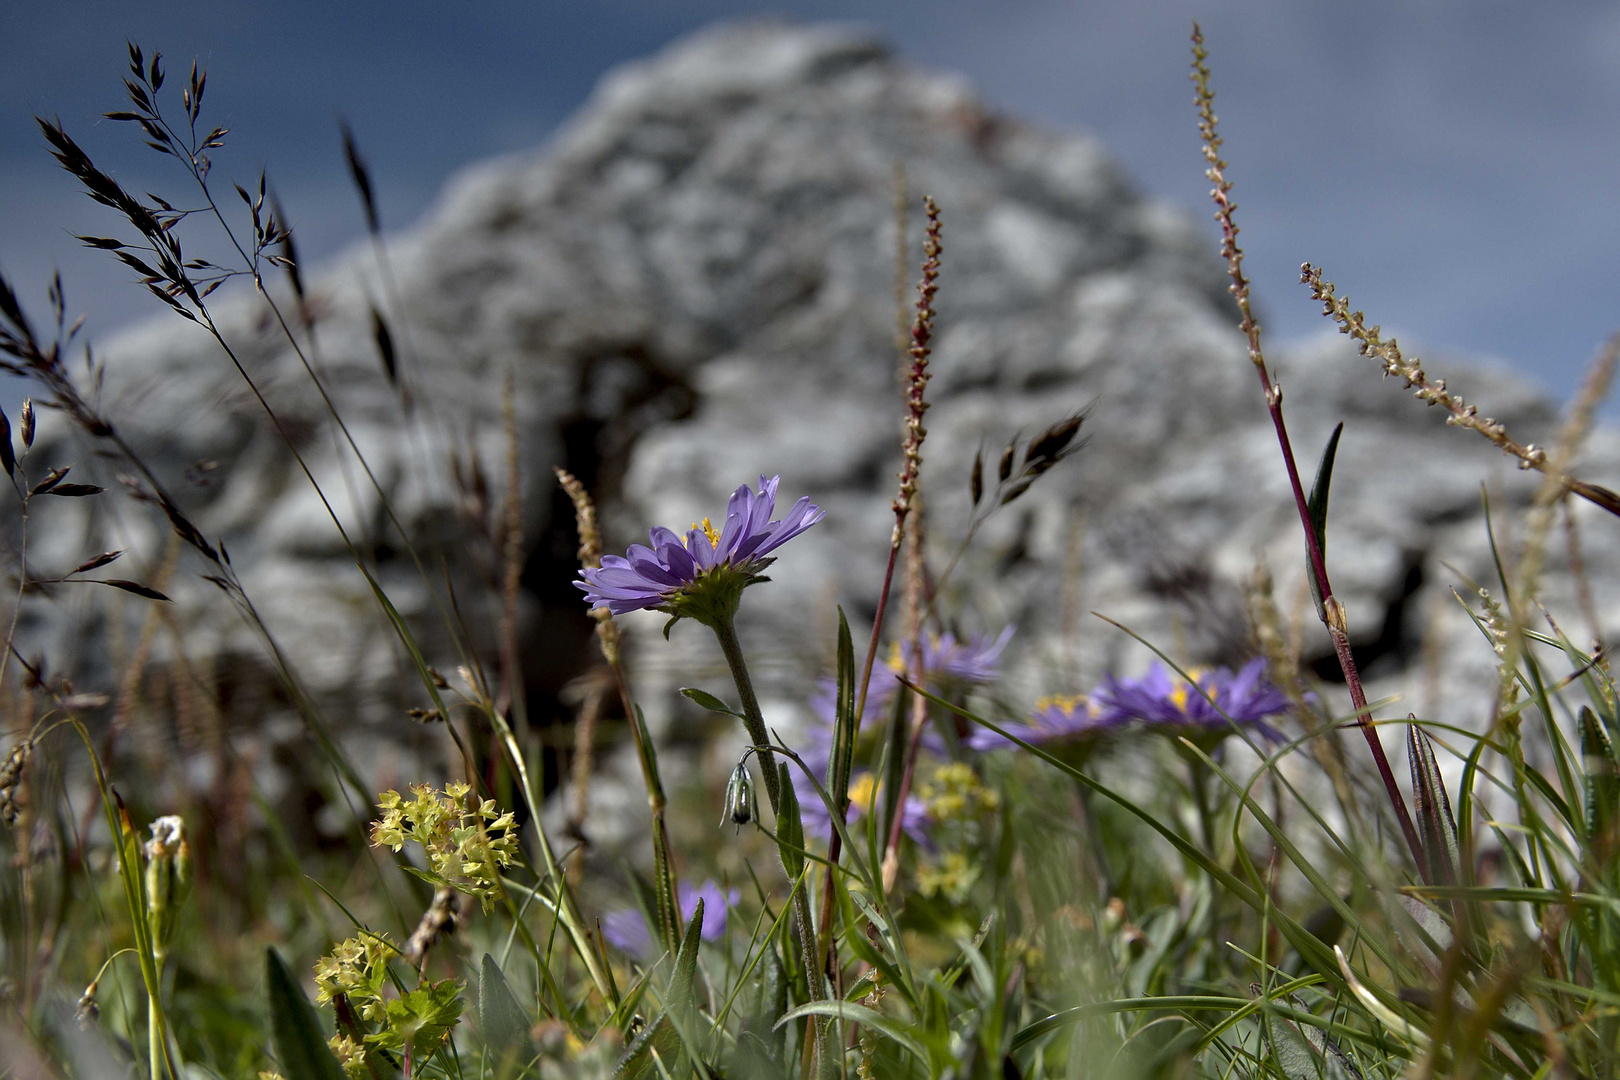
<box><xmin>576</xmin><ymin>475</ymin><xmax>823</xmax><ymax>622</ymax></box>
<box><xmin>794</xmin><ymin>688</ymin><xmax>932</xmax><ymax>849</ymax></box>
<box><xmin>908</xmin><ymin>626</ymin><xmax>1016</xmax><ymax>684</ymax></box>
<box><xmin>801</xmin><ymin>677</ymin><xmax>945</xmax><ymax>772</ymax></box>
<box><xmin>863</xmin><ymin>627</ymin><xmax>1015</xmax><ymax>712</ymax></box>
<box><xmin>601</xmin><ymin>879</ymin><xmax>740</xmax><ymax>958</ymax></box>
<box><xmin>1093</xmin><ymin>658</ymin><xmax>1290</xmax><ymax>743</ymax></box>
<box><xmin>965</xmin><ymin>694</ymin><xmax>1125</xmax><ymax>752</ymax></box>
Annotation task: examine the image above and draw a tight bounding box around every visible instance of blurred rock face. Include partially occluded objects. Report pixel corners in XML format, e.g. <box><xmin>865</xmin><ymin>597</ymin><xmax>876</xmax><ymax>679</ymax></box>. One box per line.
<box><xmin>30</xmin><ymin>22</ymin><xmax>1620</xmax><ymax>810</ymax></box>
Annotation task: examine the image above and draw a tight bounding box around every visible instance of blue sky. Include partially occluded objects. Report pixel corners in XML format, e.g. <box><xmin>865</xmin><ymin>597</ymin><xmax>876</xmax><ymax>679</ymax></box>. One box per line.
<box><xmin>4</xmin><ymin>1</ymin><xmax>1619</xmax><ymax>406</ymax></box>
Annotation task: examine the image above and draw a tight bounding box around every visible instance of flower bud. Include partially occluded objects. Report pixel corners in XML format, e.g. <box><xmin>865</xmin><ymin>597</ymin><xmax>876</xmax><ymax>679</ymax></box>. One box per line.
<box><xmin>144</xmin><ymin>815</ymin><xmax>191</xmax><ymax>962</ymax></box>
<box><xmin>720</xmin><ymin>761</ymin><xmax>757</xmax><ymax>833</ymax></box>
<box><xmin>75</xmin><ymin>979</ymin><xmax>101</xmax><ymax>1027</ymax></box>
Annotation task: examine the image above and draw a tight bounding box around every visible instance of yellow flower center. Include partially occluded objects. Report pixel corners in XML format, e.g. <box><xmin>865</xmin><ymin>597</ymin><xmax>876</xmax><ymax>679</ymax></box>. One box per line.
<box><xmin>886</xmin><ymin>641</ymin><xmax>906</xmax><ymax>674</ymax></box>
<box><xmin>848</xmin><ymin>773</ymin><xmax>878</xmax><ymax>812</ymax></box>
<box><xmin>685</xmin><ymin>517</ymin><xmax>721</xmax><ymax>550</ymax></box>
<box><xmin>1169</xmin><ymin>668</ymin><xmax>1207</xmax><ymax>713</ymax></box>
<box><xmin>1034</xmin><ymin>693</ymin><xmax>1086</xmax><ymax>715</ymax></box>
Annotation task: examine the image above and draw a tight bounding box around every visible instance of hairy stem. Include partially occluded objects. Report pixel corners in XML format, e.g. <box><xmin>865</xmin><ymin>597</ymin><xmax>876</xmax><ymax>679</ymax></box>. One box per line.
<box><xmin>710</xmin><ymin>614</ymin><xmax>782</xmax><ymax>812</ymax></box>
<box><xmin>709</xmin><ymin>612</ymin><xmax>827</xmax><ymax>1049</ymax></box>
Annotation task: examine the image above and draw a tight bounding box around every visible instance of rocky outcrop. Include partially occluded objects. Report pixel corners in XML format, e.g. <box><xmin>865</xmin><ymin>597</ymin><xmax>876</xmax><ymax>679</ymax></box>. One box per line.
<box><xmin>21</xmin><ymin>22</ymin><xmax>1619</xmax><ymax>839</ymax></box>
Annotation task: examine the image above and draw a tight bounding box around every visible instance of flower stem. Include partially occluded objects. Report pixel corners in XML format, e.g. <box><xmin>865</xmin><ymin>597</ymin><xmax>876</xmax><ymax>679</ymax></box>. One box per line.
<box><xmin>1191</xmin><ymin>24</ymin><xmax>1421</xmax><ymax>869</ymax></box>
<box><xmin>149</xmin><ymin>986</ymin><xmax>163</xmax><ymax>1080</ymax></box>
<box><xmin>709</xmin><ymin>613</ymin><xmax>782</xmax><ymax>812</ymax></box>
<box><xmin>709</xmin><ymin>611</ymin><xmax>828</xmax><ymax>1063</ymax></box>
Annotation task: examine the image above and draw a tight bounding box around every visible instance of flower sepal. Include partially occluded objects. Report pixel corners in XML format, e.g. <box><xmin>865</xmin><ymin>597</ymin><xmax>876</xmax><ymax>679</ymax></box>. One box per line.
<box><xmin>656</xmin><ymin>558</ymin><xmax>775</xmax><ymax>637</ymax></box>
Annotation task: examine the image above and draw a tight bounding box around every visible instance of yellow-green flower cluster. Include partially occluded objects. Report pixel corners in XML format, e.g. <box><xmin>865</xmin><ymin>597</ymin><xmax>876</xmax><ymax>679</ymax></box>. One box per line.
<box><xmin>915</xmin><ymin>851</ymin><xmax>979</xmax><ymax>903</ymax></box>
<box><xmin>314</xmin><ymin>933</ymin><xmax>397</xmax><ymax>1022</ymax></box>
<box><xmin>917</xmin><ymin>762</ymin><xmax>999</xmax><ymax>824</ymax></box>
<box><xmin>327</xmin><ymin>1033</ymin><xmax>368</xmax><ymax>1080</ymax></box>
<box><xmin>369</xmin><ymin>782</ymin><xmax>519</xmax><ymax>909</ymax></box>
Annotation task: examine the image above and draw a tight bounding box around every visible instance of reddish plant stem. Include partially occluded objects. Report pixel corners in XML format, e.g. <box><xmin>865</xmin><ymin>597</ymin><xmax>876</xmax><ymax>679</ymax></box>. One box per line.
<box><xmin>1192</xmin><ymin>24</ymin><xmax>1422</xmax><ymax>868</ymax></box>
<box><xmin>882</xmin><ymin>503</ymin><xmax>929</xmax><ymax>895</ymax></box>
<box><xmin>879</xmin><ymin>203</ymin><xmax>943</xmax><ymax>892</ymax></box>
<box><xmin>1262</xmin><ymin>370</ymin><xmax>1423</xmax><ymax>865</ymax></box>
<box><xmin>817</xmin><ymin>198</ymin><xmax>942</xmax><ymax>973</ymax></box>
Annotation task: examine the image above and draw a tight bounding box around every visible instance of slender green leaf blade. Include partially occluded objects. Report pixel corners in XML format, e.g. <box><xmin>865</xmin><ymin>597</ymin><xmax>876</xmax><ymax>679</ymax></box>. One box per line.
<box><xmin>1305</xmin><ymin>421</ymin><xmax>1343</xmax><ymax>620</ymax></box>
<box><xmin>1582</xmin><ymin>706</ymin><xmax>1619</xmax><ymax>861</ymax></box>
<box><xmin>777</xmin><ymin>1000</ymin><xmax>931</xmax><ymax>1068</ymax></box>
<box><xmin>1406</xmin><ymin>721</ymin><xmax>1460</xmax><ymax>884</ymax></box>
<box><xmin>775</xmin><ymin>763</ymin><xmax>805</xmax><ymax>880</ymax></box>
<box><xmin>668</xmin><ymin>897</ymin><xmax>705</xmax><ymax>1028</ymax></box>
<box><xmin>265</xmin><ymin>948</ymin><xmax>347</xmax><ymax>1080</ymax></box>
<box><xmin>680</xmin><ymin>686</ymin><xmax>742</xmax><ymax>717</ymax></box>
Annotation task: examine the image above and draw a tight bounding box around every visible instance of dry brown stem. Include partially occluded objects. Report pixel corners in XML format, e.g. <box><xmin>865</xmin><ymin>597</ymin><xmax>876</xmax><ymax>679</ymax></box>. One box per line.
<box><xmin>402</xmin><ymin>885</ymin><xmax>467</xmax><ymax>971</ymax></box>
<box><xmin>496</xmin><ymin>369</ymin><xmax>525</xmax><ymax>721</ymax></box>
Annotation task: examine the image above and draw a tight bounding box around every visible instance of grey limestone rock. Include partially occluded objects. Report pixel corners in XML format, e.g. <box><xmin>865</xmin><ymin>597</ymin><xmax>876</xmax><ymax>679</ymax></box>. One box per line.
<box><xmin>20</xmin><ymin>21</ymin><xmax>1620</xmax><ymax>842</ymax></box>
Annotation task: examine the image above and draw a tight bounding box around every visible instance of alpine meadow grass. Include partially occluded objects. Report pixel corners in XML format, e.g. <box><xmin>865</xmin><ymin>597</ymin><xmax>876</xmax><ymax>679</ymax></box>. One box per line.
<box><xmin>1</xmin><ymin>26</ymin><xmax>1618</xmax><ymax>1080</ymax></box>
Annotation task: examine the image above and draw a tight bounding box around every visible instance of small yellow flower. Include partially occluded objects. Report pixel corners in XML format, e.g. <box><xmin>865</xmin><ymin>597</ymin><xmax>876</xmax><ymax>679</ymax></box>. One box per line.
<box><xmin>917</xmin><ymin>762</ymin><xmax>998</xmax><ymax>822</ymax></box>
<box><xmin>915</xmin><ymin>852</ymin><xmax>978</xmax><ymax>902</ymax></box>
<box><xmin>328</xmin><ymin>1033</ymin><xmax>368</xmax><ymax>1080</ymax></box>
<box><xmin>369</xmin><ymin>783</ymin><xmax>519</xmax><ymax>909</ymax></box>
<box><xmin>314</xmin><ymin>933</ymin><xmax>398</xmax><ymax>1022</ymax></box>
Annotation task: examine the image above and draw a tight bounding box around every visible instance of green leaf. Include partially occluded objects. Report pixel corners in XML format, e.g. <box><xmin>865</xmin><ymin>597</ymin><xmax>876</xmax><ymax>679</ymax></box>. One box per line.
<box><xmin>776</xmin><ymin>1000</ymin><xmax>931</xmax><ymax>1069</ymax></box>
<box><xmin>1304</xmin><ymin>422</ymin><xmax>1343</xmax><ymax>623</ymax></box>
<box><xmin>1265</xmin><ymin>996</ymin><xmax>1365</xmax><ymax>1080</ymax></box>
<box><xmin>265</xmin><ymin>948</ymin><xmax>348</xmax><ymax>1080</ymax></box>
<box><xmin>614</xmin><ymin>1012</ymin><xmax>681</xmax><ymax>1079</ymax></box>
<box><xmin>1406</xmin><ymin>721</ymin><xmax>1460</xmax><ymax>885</ymax></box>
<box><xmin>602</xmin><ymin>964</ymin><xmax>654</xmax><ymax>1040</ymax></box>
<box><xmin>830</xmin><ymin>607</ymin><xmax>856</xmax><ymax>801</ymax></box>
<box><xmin>774</xmin><ymin>764</ymin><xmax>805</xmax><ymax>880</ymax></box>
<box><xmin>1582</xmin><ymin>706</ymin><xmax>1620</xmax><ymax>862</ymax></box>
<box><xmin>877</xmin><ymin>687</ymin><xmax>908</xmax><ymax>858</ymax></box>
<box><xmin>614</xmin><ymin>901</ymin><xmax>709</xmax><ymax>1079</ymax></box>
<box><xmin>479</xmin><ymin>953</ymin><xmax>533</xmax><ymax>1064</ymax></box>
<box><xmin>667</xmin><ymin>897</ymin><xmax>705</xmax><ymax>1029</ymax></box>
<box><xmin>367</xmin><ymin>979</ymin><xmax>464</xmax><ymax>1058</ymax></box>
<box><xmin>631</xmin><ymin>704</ymin><xmax>666</xmax><ymax>802</ymax></box>
<box><xmin>1307</xmin><ymin>421</ymin><xmax>1343</xmax><ymax>564</ymax></box>
<box><xmin>750</xmin><ymin>940</ymin><xmax>788</xmax><ymax>1066</ymax></box>
<box><xmin>679</xmin><ymin>686</ymin><xmax>742</xmax><ymax>717</ymax></box>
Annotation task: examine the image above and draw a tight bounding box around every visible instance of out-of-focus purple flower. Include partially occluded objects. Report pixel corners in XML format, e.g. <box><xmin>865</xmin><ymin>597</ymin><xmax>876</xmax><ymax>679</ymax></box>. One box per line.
<box><xmin>801</xmin><ymin>677</ymin><xmax>945</xmax><ymax>773</ymax></box>
<box><xmin>1093</xmin><ymin>659</ymin><xmax>1290</xmax><ymax>742</ymax></box>
<box><xmin>851</xmin><ymin>627</ymin><xmax>1015</xmax><ymax>721</ymax></box>
<box><xmin>794</xmin><ymin>769</ymin><xmax>931</xmax><ymax>848</ymax></box>
<box><xmin>576</xmin><ymin>476</ymin><xmax>823</xmax><ymax>619</ymax></box>
<box><xmin>601</xmin><ymin>879</ymin><xmax>740</xmax><ymax>958</ymax></box>
<box><xmin>906</xmin><ymin>627</ymin><xmax>1016</xmax><ymax>685</ymax></box>
<box><xmin>876</xmin><ymin>628</ymin><xmax>1014</xmax><ymax>697</ymax></box>
<box><xmin>797</xmin><ymin>628</ymin><xmax>1010</xmax><ymax>775</ymax></box>
<box><xmin>965</xmin><ymin>694</ymin><xmax>1126</xmax><ymax>752</ymax></box>
<box><xmin>600</xmin><ymin>908</ymin><xmax>651</xmax><ymax>958</ymax></box>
